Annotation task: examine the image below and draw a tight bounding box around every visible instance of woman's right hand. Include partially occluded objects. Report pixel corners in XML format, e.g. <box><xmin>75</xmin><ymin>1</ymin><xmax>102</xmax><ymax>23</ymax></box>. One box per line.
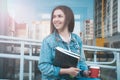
<box><xmin>60</xmin><ymin>67</ymin><xmax>80</xmax><ymax>77</ymax></box>
<box><xmin>67</xmin><ymin>67</ymin><xmax>80</xmax><ymax>77</ymax></box>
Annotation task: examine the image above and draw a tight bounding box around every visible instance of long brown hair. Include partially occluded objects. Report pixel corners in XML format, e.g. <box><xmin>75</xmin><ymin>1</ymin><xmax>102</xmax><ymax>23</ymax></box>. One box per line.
<box><xmin>50</xmin><ymin>5</ymin><xmax>74</xmax><ymax>34</ymax></box>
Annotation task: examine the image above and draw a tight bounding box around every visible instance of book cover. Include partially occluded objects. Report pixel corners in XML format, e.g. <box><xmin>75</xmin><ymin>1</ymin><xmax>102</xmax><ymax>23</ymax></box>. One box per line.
<box><xmin>53</xmin><ymin>47</ymin><xmax>80</xmax><ymax>68</ymax></box>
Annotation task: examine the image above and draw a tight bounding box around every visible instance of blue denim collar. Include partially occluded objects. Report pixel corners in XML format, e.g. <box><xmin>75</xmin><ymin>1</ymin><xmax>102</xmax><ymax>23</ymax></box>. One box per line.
<box><xmin>54</xmin><ymin>31</ymin><xmax>76</xmax><ymax>43</ymax></box>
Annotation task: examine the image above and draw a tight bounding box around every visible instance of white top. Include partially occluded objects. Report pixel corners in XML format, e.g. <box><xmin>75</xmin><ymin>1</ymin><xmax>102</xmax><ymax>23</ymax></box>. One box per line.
<box><xmin>59</xmin><ymin>33</ymin><xmax>71</xmax><ymax>43</ymax></box>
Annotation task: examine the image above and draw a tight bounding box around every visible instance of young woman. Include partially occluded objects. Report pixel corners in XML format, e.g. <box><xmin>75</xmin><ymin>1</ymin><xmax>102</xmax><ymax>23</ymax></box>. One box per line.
<box><xmin>38</xmin><ymin>5</ymin><xmax>100</xmax><ymax>80</ymax></box>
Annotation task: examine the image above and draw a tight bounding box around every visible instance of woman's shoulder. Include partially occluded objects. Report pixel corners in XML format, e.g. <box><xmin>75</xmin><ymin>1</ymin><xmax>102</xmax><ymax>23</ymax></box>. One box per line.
<box><xmin>43</xmin><ymin>33</ymin><xmax>55</xmax><ymax>42</ymax></box>
<box><xmin>42</xmin><ymin>33</ymin><xmax>56</xmax><ymax>48</ymax></box>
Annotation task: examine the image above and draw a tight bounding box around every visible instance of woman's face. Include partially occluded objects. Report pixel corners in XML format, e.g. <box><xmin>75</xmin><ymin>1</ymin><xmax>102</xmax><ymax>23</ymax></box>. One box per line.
<box><xmin>52</xmin><ymin>9</ymin><xmax>66</xmax><ymax>31</ymax></box>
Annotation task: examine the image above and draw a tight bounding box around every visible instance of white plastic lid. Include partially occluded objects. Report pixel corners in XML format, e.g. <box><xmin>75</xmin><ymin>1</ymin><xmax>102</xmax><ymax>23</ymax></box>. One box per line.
<box><xmin>90</xmin><ymin>66</ymin><xmax>100</xmax><ymax>69</ymax></box>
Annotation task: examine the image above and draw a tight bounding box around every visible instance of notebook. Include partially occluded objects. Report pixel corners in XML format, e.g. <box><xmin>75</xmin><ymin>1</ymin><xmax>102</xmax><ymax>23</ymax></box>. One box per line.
<box><xmin>53</xmin><ymin>47</ymin><xmax>80</xmax><ymax>68</ymax></box>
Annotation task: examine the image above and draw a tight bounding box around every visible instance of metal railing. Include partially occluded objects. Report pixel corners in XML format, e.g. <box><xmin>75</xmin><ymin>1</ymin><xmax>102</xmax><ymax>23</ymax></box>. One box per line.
<box><xmin>0</xmin><ymin>36</ymin><xmax>120</xmax><ymax>80</ymax></box>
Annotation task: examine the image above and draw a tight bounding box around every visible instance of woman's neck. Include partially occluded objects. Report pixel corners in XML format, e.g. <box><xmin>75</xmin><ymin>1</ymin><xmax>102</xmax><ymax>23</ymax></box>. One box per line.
<box><xmin>57</xmin><ymin>25</ymin><xmax>69</xmax><ymax>37</ymax></box>
<box><xmin>58</xmin><ymin>30</ymin><xmax>71</xmax><ymax>43</ymax></box>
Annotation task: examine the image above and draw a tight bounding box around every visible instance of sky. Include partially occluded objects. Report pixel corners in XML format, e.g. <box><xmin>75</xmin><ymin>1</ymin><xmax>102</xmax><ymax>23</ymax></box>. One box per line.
<box><xmin>7</xmin><ymin>0</ymin><xmax>94</xmax><ymax>31</ymax></box>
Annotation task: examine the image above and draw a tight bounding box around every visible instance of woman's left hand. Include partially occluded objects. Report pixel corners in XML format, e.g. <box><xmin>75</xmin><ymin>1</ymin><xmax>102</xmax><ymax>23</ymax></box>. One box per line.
<box><xmin>83</xmin><ymin>70</ymin><xmax>91</xmax><ymax>77</ymax></box>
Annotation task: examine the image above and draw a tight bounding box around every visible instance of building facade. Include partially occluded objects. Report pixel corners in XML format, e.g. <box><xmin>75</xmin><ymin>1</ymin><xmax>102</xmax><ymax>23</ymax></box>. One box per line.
<box><xmin>94</xmin><ymin>0</ymin><xmax>120</xmax><ymax>48</ymax></box>
<box><xmin>30</xmin><ymin>20</ymin><xmax>50</xmax><ymax>42</ymax></box>
<box><xmin>94</xmin><ymin>0</ymin><xmax>106</xmax><ymax>38</ymax></box>
<box><xmin>83</xmin><ymin>20</ymin><xmax>94</xmax><ymax>45</ymax></box>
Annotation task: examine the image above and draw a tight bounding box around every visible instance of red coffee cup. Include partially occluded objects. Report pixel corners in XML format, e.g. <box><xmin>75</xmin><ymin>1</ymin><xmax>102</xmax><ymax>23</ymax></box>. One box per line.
<box><xmin>89</xmin><ymin>66</ymin><xmax>100</xmax><ymax>78</ymax></box>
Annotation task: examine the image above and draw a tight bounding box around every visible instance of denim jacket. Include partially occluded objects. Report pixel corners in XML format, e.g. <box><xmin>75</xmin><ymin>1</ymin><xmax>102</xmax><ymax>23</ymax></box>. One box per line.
<box><xmin>38</xmin><ymin>31</ymin><xmax>88</xmax><ymax>80</ymax></box>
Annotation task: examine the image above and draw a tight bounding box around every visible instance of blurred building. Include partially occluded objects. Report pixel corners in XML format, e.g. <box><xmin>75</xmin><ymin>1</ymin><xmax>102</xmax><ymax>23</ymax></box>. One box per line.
<box><xmin>30</xmin><ymin>20</ymin><xmax>50</xmax><ymax>42</ymax></box>
<box><xmin>104</xmin><ymin>0</ymin><xmax>120</xmax><ymax>37</ymax></box>
<box><xmin>0</xmin><ymin>0</ymin><xmax>11</xmax><ymax>78</ymax></box>
<box><xmin>0</xmin><ymin>0</ymin><xmax>9</xmax><ymax>36</ymax></box>
<box><xmin>73</xmin><ymin>15</ymin><xmax>81</xmax><ymax>37</ymax></box>
<box><xmin>94</xmin><ymin>0</ymin><xmax>120</xmax><ymax>48</ymax></box>
<box><xmin>83</xmin><ymin>20</ymin><xmax>94</xmax><ymax>45</ymax></box>
<box><xmin>0</xmin><ymin>0</ymin><xmax>9</xmax><ymax>52</ymax></box>
<box><xmin>15</xmin><ymin>23</ymin><xmax>28</xmax><ymax>38</ymax></box>
<box><xmin>29</xmin><ymin>14</ymin><xmax>50</xmax><ymax>42</ymax></box>
<box><xmin>8</xmin><ymin>17</ymin><xmax>15</xmax><ymax>36</ymax></box>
